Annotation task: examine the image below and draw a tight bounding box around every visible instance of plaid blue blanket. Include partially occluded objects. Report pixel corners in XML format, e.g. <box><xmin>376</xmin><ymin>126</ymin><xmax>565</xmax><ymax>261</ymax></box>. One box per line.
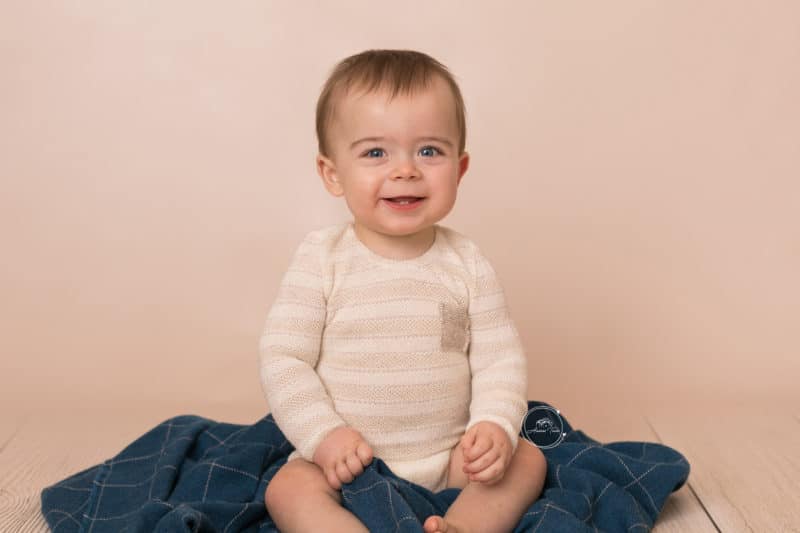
<box><xmin>40</xmin><ymin>400</ymin><xmax>689</xmax><ymax>532</ymax></box>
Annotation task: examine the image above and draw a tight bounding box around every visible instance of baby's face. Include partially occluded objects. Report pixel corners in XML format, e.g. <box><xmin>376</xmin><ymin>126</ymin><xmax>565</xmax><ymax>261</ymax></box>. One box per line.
<box><xmin>317</xmin><ymin>75</ymin><xmax>469</xmax><ymax>239</ymax></box>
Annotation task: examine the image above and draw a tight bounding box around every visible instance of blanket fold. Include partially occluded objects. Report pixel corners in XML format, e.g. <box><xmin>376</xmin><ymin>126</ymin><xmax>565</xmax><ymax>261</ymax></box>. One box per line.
<box><xmin>40</xmin><ymin>400</ymin><xmax>690</xmax><ymax>532</ymax></box>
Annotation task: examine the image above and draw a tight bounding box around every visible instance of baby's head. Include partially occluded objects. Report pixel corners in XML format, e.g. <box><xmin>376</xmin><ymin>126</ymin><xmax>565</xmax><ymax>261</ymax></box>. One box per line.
<box><xmin>314</xmin><ymin>49</ymin><xmax>470</xmax><ymax>244</ymax></box>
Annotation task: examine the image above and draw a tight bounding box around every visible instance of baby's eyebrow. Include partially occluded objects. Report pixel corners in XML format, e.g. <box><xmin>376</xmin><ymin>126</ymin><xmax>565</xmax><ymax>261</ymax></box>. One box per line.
<box><xmin>349</xmin><ymin>136</ymin><xmax>454</xmax><ymax>149</ymax></box>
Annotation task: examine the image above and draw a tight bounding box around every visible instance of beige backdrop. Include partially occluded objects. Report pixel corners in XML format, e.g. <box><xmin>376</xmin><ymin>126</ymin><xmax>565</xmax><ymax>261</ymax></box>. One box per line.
<box><xmin>1</xmin><ymin>1</ymin><xmax>798</xmax><ymax>422</ymax></box>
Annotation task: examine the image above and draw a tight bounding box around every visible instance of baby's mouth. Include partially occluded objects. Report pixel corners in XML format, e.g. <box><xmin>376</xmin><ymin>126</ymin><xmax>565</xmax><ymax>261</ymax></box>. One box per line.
<box><xmin>383</xmin><ymin>197</ymin><xmax>426</xmax><ymax>205</ymax></box>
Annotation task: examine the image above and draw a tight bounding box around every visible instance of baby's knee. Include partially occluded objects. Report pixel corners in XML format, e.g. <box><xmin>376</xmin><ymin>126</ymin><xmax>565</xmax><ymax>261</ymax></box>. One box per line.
<box><xmin>265</xmin><ymin>458</ymin><xmax>341</xmax><ymax>512</ymax></box>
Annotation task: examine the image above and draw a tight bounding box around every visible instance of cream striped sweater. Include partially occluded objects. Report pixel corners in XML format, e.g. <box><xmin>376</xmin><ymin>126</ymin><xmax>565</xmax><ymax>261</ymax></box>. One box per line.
<box><xmin>258</xmin><ymin>221</ymin><xmax>528</xmax><ymax>492</ymax></box>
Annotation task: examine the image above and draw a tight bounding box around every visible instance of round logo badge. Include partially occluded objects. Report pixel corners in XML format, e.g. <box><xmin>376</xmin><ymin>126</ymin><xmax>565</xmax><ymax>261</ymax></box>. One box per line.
<box><xmin>521</xmin><ymin>405</ymin><xmax>566</xmax><ymax>449</ymax></box>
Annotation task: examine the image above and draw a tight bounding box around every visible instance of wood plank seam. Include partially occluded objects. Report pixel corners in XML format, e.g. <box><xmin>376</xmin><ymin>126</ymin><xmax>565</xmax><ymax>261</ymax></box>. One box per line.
<box><xmin>0</xmin><ymin>417</ymin><xmax>29</xmax><ymax>457</ymax></box>
<box><xmin>643</xmin><ymin>416</ymin><xmax>723</xmax><ymax>533</ymax></box>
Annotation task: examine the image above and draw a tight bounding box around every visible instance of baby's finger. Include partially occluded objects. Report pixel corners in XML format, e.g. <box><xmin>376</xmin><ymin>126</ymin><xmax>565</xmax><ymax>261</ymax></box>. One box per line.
<box><xmin>345</xmin><ymin>452</ymin><xmax>364</xmax><ymax>477</ymax></box>
<box><xmin>464</xmin><ymin>433</ymin><xmax>492</xmax><ymax>461</ymax></box>
<box><xmin>326</xmin><ymin>467</ymin><xmax>342</xmax><ymax>491</ymax></box>
<box><xmin>356</xmin><ymin>442</ymin><xmax>373</xmax><ymax>466</ymax></box>
<box><xmin>461</xmin><ymin>428</ymin><xmax>477</xmax><ymax>450</ymax></box>
<box><xmin>463</xmin><ymin>449</ymin><xmax>500</xmax><ymax>474</ymax></box>
<box><xmin>479</xmin><ymin>470</ymin><xmax>505</xmax><ymax>486</ymax></box>
<box><xmin>468</xmin><ymin>456</ymin><xmax>506</xmax><ymax>484</ymax></box>
<box><xmin>335</xmin><ymin>461</ymin><xmax>354</xmax><ymax>485</ymax></box>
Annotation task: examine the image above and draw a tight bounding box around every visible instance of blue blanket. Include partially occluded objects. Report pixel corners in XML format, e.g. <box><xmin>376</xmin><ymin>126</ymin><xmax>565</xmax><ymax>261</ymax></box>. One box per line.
<box><xmin>41</xmin><ymin>400</ymin><xmax>689</xmax><ymax>532</ymax></box>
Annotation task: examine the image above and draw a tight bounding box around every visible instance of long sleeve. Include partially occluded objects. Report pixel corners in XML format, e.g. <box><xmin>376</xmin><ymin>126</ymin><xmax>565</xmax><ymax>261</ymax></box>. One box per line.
<box><xmin>258</xmin><ymin>232</ymin><xmax>347</xmax><ymax>462</ymax></box>
<box><xmin>464</xmin><ymin>243</ymin><xmax>529</xmax><ymax>452</ymax></box>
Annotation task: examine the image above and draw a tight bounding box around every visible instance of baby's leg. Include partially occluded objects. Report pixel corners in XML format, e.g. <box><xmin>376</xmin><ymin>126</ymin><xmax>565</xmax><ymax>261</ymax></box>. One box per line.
<box><xmin>424</xmin><ymin>440</ymin><xmax>547</xmax><ymax>533</ymax></box>
<box><xmin>265</xmin><ymin>457</ymin><xmax>369</xmax><ymax>533</ymax></box>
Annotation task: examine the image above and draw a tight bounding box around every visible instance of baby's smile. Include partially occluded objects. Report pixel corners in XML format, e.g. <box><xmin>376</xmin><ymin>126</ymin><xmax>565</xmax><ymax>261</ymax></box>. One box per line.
<box><xmin>382</xmin><ymin>196</ymin><xmax>426</xmax><ymax>209</ymax></box>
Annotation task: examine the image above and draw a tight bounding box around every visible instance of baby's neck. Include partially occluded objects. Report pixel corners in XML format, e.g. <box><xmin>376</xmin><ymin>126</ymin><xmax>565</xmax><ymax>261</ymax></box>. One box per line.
<box><xmin>352</xmin><ymin>222</ymin><xmax>436</xmax><ymax>260</ymax></box>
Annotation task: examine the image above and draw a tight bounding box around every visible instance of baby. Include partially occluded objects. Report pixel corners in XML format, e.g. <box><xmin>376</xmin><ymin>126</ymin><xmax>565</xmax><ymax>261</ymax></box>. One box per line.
<box><xmin>259</xmin><ymin>49</ymin><xmax>546</xmax><ymax>533</ymax></box>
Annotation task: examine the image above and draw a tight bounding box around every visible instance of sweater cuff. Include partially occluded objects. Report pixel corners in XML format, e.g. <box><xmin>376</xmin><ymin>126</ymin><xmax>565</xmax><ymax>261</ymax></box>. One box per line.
<box><xmin>465</xmin><ymin>415</ymin><xmax>520</xmax><ymax>453</ymax></box>
<box><xmin>297</xmin><ymin>419</ymin><xmax>348</xmax><ymax>463</ymax></box>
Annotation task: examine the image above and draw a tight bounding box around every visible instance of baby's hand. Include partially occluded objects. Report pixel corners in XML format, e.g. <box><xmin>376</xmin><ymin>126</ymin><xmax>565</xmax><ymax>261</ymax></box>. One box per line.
<box><xmin>460</xmin><ymin>421</ymin><xmax>513</xmax><ymax>485</ymax></box>
<box><xmin>312</xmin><ymin>426</ymin><xmax>374</xmax><ymax>491</ymax></box>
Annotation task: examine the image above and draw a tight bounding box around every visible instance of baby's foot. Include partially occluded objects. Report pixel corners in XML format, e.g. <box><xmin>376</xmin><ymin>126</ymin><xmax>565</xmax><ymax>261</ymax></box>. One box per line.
<box><xmin>423</xmin><ymin>514</ymin><xmax>465</xmax><ymax>533</ymax></box>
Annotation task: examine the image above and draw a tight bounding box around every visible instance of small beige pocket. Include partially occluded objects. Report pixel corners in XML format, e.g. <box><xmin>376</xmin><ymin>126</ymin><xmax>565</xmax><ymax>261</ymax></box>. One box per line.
<box><xmin>439</xmin><ymin>302</ymin><xmax>471</xmax><ymax>353</ymax></box>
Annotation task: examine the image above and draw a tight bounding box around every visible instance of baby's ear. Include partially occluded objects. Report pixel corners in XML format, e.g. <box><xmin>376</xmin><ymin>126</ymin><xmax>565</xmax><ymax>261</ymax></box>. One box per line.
<box><xmin>457</xmin><ymin>151</ymin><xmax>470</xmax><ymax>183</ymax></box>
<box><xmin>316</xmin><ymin>154</ymin><xmax>343</xmax><ymax>196</ymax></box>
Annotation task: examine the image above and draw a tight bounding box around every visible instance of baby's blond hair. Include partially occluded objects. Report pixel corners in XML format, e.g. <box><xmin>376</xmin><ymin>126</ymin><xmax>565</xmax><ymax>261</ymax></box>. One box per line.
<box><xmin>316</xmin><ymin>49</ymin><xmax>467</xmax><ymax>158</ymax></box>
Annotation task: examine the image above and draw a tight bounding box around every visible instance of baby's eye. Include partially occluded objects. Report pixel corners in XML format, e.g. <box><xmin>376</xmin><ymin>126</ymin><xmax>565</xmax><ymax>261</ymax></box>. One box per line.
<box><xmin>420</xmin><ymin>146</ymin><xmax>442</xmax><ymax>157</ymax></box>
<box><xmin>363</xmin><ymin>148</ymin><xmax>385</xmax><ymax>158</ymax></box>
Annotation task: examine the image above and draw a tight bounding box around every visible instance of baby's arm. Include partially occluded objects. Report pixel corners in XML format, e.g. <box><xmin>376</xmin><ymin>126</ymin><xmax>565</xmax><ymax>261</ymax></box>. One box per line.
<box><xmin>258</xmin><ymin>233</ymin><xmax>363</xmax><ymax>473</ymax></box>
<box><xmin>462</xmin><ymin>242</ymin><xmax>529</xmax><ymax>479</ymax></box>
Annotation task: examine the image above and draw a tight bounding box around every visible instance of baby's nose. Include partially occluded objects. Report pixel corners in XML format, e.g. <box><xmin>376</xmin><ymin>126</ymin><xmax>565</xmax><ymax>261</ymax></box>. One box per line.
<box><xmin>392</xmin><ymin>159</ymin><xmax>420</xmax><ymax>180</ymax></box>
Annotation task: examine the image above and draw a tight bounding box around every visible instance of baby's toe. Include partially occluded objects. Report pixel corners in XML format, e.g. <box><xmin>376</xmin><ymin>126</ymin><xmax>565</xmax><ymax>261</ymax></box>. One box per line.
<box><xmin>423</xmin><ymin>515</ymin><xmax>446</xmax><ymax>532</ymax></box>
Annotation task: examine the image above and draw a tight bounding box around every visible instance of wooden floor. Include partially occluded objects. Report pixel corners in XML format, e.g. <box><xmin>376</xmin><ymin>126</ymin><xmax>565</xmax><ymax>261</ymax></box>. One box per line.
<box><xmin>1</xmin><ymin>390</ymin><xmax>798</xmax><ymax>532</ymax></box>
